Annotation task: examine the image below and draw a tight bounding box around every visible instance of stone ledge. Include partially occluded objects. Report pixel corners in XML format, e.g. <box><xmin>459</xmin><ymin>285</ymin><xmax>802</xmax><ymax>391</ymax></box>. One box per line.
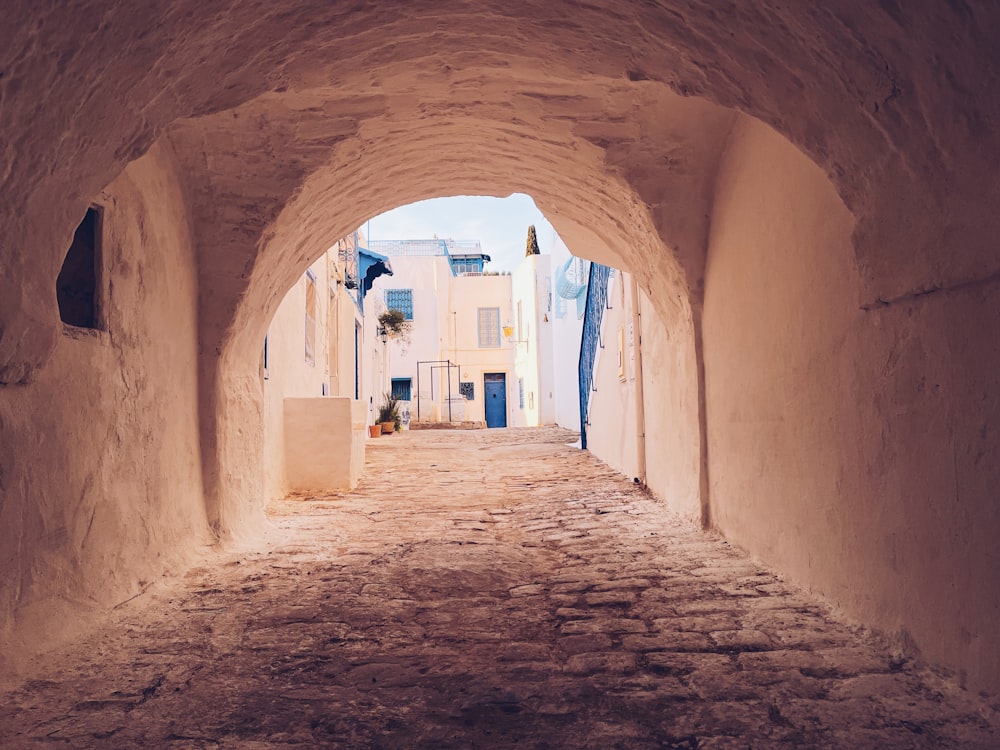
<box><xmin>408</xmin><ymin>420</ymin><xmax>485</xmax><ymax>430</ymax></box>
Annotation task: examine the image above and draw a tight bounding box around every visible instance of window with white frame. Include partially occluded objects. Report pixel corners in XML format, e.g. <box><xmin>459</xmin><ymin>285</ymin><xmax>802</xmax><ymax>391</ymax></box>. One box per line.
<box><xmin>477</xmin><ymin>307</ymin><xmax>500</xmax><ymax>348</ymax></box>
<box><xmin>385</xmin><ymin>289</ymin><xmax>413</xmax><ymax>320</ymax></box>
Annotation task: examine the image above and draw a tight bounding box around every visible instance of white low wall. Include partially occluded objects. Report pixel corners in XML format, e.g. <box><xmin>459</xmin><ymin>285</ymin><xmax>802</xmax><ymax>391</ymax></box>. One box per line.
<box><xmin>284</xmin><ymin>398</ymin><xmax>367</xmax><ymax>492</ymax></box>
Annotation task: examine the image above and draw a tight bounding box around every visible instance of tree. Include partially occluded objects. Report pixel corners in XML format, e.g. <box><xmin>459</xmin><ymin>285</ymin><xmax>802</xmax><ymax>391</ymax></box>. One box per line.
<box><xmin>525</xmin><ymin>224</ymin><xmax>540</xmax><ymax>256</ymax></box>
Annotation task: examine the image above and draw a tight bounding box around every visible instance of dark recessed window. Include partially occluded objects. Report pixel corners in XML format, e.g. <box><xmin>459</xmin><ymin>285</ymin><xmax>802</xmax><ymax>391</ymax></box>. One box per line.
<box><xmin>57</xmin><ymin>207</ymin><xmax>101</xmax><ymax>329</ymax></box>
<box><xmin>391</xmin><ymin>378</ymin><xmax>412</xmax><ymax>401</ymax></box>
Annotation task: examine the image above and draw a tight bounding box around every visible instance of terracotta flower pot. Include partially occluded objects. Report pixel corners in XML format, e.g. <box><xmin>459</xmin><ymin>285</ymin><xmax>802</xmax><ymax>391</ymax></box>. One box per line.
<box><xmin>368</xmin><ymin>425</ymin><xmax>381</xmax><ymax>438</ymax></box>
<box><xmin>381</xmin><ymin>421</ymin><xmax>395</xmax><ymax>434</ymax></box>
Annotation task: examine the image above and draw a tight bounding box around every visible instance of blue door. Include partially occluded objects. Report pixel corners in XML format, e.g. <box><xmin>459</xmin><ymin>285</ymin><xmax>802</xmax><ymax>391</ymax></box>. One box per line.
<box><xmin>484</xmin><ymin>373</ymin><xmax>507</xmax><ymax>428</ymax></box>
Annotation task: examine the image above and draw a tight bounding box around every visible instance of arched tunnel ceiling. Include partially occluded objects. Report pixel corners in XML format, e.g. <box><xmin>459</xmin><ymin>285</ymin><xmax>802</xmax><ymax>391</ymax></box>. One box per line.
<box><xmin>166</xmin><ymin>75</ymin><xmax>736</xmax><ymax>361</ymax></box>
<box><xmin>3</xmin><ymin>1</ymin><xmax>1000</xmax><ymax>381</ymax></box>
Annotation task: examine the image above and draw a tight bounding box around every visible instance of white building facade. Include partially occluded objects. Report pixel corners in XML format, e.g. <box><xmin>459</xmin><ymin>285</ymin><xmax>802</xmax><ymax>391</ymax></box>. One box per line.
<box><xmin>369</xmin><ymin>239</ymin><xmax>559</xmax><ymax>430</ymax></box>
<box><xmin>549</xmin><ymin>236</ymin><xmax>587</xmax><ymax>431</ymax></box>
<box><xmin>579</xmin><ymin>262</ymin><xmax>702</xmax><ymax>524</ymax></box>
<box><xmin>261</xmin><ymin>230</ymin><xmax>393</xmax><ymax>500</ymax></box>
<box><xmin>511</xmin><ymin>253</ymin><xmax>555</xmax><ymax>427</ymax></box>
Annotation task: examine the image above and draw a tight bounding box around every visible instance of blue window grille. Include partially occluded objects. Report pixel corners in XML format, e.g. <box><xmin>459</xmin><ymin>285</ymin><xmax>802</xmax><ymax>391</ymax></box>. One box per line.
<box><xmin>391</xmin><ymin>378</ymin><xmax>412</xmax><ymax>401</ymax></box>
<box><xmin>459</xmin><ymin>381</ymin><xmax>475</xmax><ymax>400</ymax></box>
<box><xmin>385</xmin><ymin>289</ymin><xmax>414</xmax><ymax>320</ymax></box>
<box><xmin>518</xmin><ymin>377</ymin><xmax>525</xmax><ymax>409</ymax></box>
<box><xmin>477</xmin><ymin>307</ymin><xmax>500</xmax><ymax>348</ymax></box>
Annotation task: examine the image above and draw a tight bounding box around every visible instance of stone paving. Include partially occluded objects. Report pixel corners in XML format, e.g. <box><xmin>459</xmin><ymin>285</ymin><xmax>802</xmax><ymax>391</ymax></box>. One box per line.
<box><xmin>2</xmin><ymin>427</ymin><xmax>997</xmax><ymax>748</ymax></box>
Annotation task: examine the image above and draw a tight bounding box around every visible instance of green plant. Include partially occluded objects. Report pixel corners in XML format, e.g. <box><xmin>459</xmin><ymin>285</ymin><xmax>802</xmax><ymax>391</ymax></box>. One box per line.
<box><xmin>378</xmin><ymin>309</ymin><xmax>412</xmax><ymax>337</ymax></box>
<box><xmin>378</xmin><ymin>392</ymin><xmax>399</xmax><ymax>424</ymax></box>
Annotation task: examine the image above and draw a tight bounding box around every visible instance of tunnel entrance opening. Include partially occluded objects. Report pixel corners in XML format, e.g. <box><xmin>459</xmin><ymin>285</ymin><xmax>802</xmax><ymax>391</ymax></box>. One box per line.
<box><xmin>257</xmin><ymin>194</ymin><xmax>607</xmax><ymax>501</ymax></box>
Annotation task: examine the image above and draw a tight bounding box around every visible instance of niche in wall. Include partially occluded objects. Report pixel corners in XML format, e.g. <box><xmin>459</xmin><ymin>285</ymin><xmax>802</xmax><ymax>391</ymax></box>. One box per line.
<box><xmin>56</xmin><ymin>207</ymin><xmax>102</xmax><ymax>329</ymax></box>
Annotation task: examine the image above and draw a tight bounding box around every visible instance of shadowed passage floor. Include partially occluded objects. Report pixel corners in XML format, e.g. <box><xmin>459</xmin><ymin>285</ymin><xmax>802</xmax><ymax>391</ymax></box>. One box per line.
<box><xmin>1</xmin><ymin>427</ymin><xmax>996</xmax><ymax>748</ymax></box>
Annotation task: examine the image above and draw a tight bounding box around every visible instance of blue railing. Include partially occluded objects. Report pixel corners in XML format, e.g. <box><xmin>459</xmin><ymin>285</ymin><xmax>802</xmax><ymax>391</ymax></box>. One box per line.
<box><xmin>578</xmin><ymin>262</ymin><xmax>611</xmax><ymax>449</ymax></box>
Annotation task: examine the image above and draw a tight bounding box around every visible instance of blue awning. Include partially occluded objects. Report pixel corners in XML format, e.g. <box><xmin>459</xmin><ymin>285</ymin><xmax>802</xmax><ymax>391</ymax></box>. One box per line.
<box><xmin>357</xmin><ymin>248</ymin><xmax>393</xmax><ymax>310</ymax></box>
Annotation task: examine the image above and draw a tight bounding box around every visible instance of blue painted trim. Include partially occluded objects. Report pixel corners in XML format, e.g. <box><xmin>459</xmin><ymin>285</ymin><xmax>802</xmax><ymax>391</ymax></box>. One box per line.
<box><xmin>578</xmin><ymin>262</ymin><xmax>611</xmax><ymax>450</ymax></box>
<box><xmin>357</xmin><ymin>248</ymin><xmax>393</xmax><ymax>313</ymax></box>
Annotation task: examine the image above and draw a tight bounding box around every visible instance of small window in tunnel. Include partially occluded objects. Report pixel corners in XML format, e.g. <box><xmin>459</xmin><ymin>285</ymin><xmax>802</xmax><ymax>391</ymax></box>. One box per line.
<box><xmin>56</xmin><ymin>207</ymin><xmax>102</xmax><ymax>329</ymax></box>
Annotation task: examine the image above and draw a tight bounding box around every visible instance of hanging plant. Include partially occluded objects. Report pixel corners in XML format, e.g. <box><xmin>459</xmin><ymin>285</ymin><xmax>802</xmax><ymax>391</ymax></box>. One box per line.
<box><xmin>378</xmin><ymin>308</ymin><xmax>412</xmax><ymax>337</ymax></box>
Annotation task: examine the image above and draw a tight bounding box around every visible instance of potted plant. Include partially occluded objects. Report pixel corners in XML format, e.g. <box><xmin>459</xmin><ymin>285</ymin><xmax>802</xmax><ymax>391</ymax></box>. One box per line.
<box><xmin>378</xmin><ymin>392</ymin><xmax>398</xmax><ymax>434</ymax></box>
<box><xmin>368</xmin><ymin>424</ymin><xmax>381</xmax><ymax>438</ymax></box>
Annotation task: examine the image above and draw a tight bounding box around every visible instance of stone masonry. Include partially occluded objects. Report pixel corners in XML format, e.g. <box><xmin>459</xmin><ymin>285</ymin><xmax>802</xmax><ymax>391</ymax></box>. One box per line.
<box><xmin>1</xmin><ymin>427</ymin><xmax>996</xmax><ymax>748</ymax></box>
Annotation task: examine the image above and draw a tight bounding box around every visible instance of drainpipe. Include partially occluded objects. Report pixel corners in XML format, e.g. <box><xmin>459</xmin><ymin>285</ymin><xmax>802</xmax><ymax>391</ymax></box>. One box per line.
<box><xmin>630</xmin><ymin>274</ymin><xmax>647</xmax><ymax>486</ymax></box>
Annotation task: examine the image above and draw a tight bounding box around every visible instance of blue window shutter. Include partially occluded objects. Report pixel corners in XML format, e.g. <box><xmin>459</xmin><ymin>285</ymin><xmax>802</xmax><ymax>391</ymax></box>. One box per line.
<box><xmin>385</xmin><ymin>289</ymin><xmax>413</xmax><ymax>320</ymax></box>
<box><xmin>391</xmin><ymin>378</ymin><xmax>412</xmax><ymax>401</ymax></box>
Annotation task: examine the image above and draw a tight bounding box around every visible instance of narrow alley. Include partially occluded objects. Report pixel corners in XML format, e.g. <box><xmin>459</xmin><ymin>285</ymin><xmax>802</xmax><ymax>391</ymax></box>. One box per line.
<box><xmin>1</xmin><ymin>428</ymin><xmax>995</xmax><ymax>749</ymax></box>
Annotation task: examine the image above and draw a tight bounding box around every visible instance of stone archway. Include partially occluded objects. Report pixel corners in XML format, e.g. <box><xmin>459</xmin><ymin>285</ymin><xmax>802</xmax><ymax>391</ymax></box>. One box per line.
<box><xmin>1</xmin><ymin>1</ymin><xmax>999</xmax><ymax>695</ymax></box>
<box><xmin>173</xmin><ymin>80</ymin><xmax>735</xmax><ymax>536</ymax></box>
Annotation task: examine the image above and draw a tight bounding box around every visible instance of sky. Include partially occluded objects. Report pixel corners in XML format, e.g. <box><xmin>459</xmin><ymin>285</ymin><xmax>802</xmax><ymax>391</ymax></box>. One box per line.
<box><xmin>363</xmin><ymin>194</ymin><xmax>560</xmax><ymax>273</ymax></box>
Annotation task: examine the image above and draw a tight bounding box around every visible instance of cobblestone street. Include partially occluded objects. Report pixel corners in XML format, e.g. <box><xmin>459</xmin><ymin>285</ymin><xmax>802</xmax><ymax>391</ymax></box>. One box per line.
<box><xmin>2</xmin><ymin>427</ymin><xmax>997</xmax><ymax>748</ymax></box>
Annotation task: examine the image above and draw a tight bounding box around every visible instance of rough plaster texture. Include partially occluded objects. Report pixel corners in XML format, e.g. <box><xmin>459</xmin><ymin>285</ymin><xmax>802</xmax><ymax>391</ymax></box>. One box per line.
<box><xmin>587</xmin><ymin>274</ymin><xmax>702</xmax><ymax>524</ymax></box>
<box><xmin>702</xmin><ymin>117</ymin><xmax>1000</xmax><ymax>694</ymax></box>
<box><xmin>587</xmin><ymin>272</ymin><xmax>641</xmax><ymax>479</ymax></box>
<box><xmin>0</xmin><ymin>143</ymin><xmax>212</xmax><ymax>669</ymax></box>
<box><xmin>639</xmin><ymin>291</ymin><xmax>703</xmax><ymax>524</ymax></box>
<box><xmin>2</xmin><ymin>428</ymin><xmax>997</xmax><ymax>747</ymax></box>
<box><xmin>0</xmin><ymin>1</ymin><xmax>998</xmax><ymax>697</ymax></box>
